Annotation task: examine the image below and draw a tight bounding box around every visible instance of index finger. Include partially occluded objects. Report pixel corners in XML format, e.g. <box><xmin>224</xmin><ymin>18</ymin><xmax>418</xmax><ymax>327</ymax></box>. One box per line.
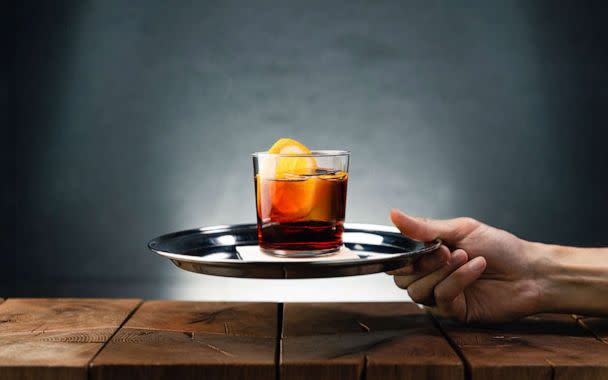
<box><xmin>390</xmin><ymin>209</ymin><xmax>479</xmax><ymax>244</ymax></box>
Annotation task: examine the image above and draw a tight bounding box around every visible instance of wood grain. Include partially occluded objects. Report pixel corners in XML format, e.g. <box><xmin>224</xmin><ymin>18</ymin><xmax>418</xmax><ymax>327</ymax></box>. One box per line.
<box><xmin>281</xmin><ymin>302</ymin><xmax>463</xmax><ymax>380</ymax></box>
<box><xmin>90</xmin><ymin>301</ymin><xmax>278</xmax><ymax>380</ymax></box>
<box><xmin>4</xmin><ymin>299</ymin><xmax>606</xmax><ymax>379</ymax></box>
<box><xmin>0</xmin><ymin>298</ymin><xmax>141</xmax><ymax>380</ymax></box>
<box><xmin>436</xmin><ymin>314</ymin><xmax>608</xmax><ymax>380</ymax></box>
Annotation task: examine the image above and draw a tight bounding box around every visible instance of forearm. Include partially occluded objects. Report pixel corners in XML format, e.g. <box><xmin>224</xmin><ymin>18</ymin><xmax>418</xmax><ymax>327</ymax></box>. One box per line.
<box><xmin>531</xmin><ymin>242</ymin><xmax>608</xmax><ymax>316</ymax></box>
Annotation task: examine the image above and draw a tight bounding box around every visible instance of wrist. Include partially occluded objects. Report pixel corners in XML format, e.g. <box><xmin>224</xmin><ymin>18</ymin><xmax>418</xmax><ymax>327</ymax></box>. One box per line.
<box><xmin>531</xmin><ymin>242</ymin><xmax>608</xmax><ymax>315</ymax></box>
<box><xmin>522</xmin><ymin>241</ymin><xmax>554</xmax><ymax>314</ymax></box>
<box><xmin>530</xmin><ymin>242</ymin><xmax>565</xmax><ymax>313</ymax></box>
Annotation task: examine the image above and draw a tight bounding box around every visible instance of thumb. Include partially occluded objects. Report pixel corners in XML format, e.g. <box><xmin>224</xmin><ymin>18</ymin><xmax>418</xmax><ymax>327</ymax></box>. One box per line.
<box><xmin>390</xmin><ymin>209</ymin><xmax>478</xmax><ymax>244</ymax></box>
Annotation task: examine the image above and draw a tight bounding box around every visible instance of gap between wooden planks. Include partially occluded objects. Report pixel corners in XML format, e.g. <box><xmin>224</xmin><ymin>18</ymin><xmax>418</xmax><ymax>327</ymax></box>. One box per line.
<box><xmin>2</xmin><ymin>299</ymin><xmax>608</xmax><ymax>380</ymax></box>
<box><xmin>1</xmin><ymin>299</ymin><xmax>464</xmax><ymax>380</ymax></box>
<box><xmin>95</xmin><ymin>302</ymin><xmax>608</xmax><ymax>380</ymax></box>
<box><xmin>280</xmin><ymin>302</ymin><xmax>463</xmax><ymax>380</ymax></box>
<box><xmin>92</xmin><ymin>301</ymin><xmax>463</xmax><ymax>380</ymax></box>
<box><xmin>0</xmin><ymin>298</ymin><xmax>141</xmax><ymax>380</ymax></box>
<box><xmin>432</xmin><ymin>313</ymin><xmax>608</xmax><ymax>380</ymax></box>
<box><xmin>90</xmin><ymin>301</ymin><xmax>278</xmax><ymax>380</ymax></box>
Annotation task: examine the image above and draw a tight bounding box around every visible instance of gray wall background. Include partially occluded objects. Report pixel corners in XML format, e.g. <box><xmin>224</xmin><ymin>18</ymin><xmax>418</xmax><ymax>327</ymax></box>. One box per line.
<box><xmin>11</xmin><ymin>1</ymin><xmax>607</xmax><ymax>300</ymax></box>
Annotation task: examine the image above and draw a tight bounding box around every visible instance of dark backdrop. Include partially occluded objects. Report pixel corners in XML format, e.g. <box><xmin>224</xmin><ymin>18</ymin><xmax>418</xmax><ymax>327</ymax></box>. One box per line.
<box><xmin>3</xmin><ymin>0</ymin><xmax>15</xmax><ymax>297</ymax></box>
<box><xmin>9</xmin><ymin>1</ymin><xmax>607</xmax><ymax>300</ymax></box>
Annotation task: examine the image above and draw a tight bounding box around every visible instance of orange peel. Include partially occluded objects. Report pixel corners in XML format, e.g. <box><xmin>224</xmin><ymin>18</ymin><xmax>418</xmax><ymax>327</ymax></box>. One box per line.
<box><xmin>267</xmin><ymin>138</ymin><xmax>316</xmax><ymax>176</ymax></box>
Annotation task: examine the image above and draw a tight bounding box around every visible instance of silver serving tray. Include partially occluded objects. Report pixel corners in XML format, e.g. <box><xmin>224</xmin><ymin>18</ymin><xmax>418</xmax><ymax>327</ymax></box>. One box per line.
<box><xmin>148</xmin><ymin>223</ymin><xmax>441</xmax><ymax>279</ymax></box>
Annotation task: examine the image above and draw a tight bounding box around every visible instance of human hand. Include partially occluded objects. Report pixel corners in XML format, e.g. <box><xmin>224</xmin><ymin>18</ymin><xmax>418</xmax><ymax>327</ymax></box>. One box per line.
<box><xmin>388</xmin><ymin>209</ymin><xmax>543</xmax><ymax>323</ymax></box>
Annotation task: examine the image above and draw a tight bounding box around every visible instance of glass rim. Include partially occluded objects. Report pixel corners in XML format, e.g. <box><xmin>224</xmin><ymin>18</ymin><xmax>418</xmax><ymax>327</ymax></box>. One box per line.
<box><xmin>252</xmin><ymin>149</ymin><xmax>350</xmax><ymax>158</ymax></box>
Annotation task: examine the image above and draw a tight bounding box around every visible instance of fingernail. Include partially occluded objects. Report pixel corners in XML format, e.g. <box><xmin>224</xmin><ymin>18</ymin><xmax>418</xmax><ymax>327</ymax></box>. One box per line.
<box><xmin>470</xmin><ymin>257</ymin><xmax>485</xmax><ymax>271</ymax></box>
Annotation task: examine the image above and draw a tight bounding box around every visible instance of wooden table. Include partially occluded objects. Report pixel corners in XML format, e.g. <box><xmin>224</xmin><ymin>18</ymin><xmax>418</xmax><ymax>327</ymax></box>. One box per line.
<box><xmin>1</xmin><ymin>299</ymin><xmax>607</xmax><ymax>379</ymax></box>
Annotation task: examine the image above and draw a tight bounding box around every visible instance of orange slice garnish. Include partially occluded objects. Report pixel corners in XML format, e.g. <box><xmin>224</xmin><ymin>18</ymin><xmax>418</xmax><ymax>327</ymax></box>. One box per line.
<box><xmin>267</xmin><ymin>138</ymin><xmax>316</xmax><ymax>176</ymax></box>
<box><xmin>268</xmin><ymin>137</ymin><xmax>311</xmax><ymax>154</ymax></box>
<box><xmin>256</xmin><ymin>138</ymin><xmax>318</xmax><ymax>220</ymax></box>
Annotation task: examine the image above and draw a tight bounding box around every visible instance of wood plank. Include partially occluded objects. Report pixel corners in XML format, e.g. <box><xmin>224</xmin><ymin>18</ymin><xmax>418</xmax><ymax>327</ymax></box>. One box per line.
<box><xmin>436</xmin><ymin>314</ymin><xmax>608</xmax><ymax>380</ymax></box>
<box><xmin>0</xmin><ymin>298</ymin><xmax>141</xmax><ymax>380</ymax></box>
<box><xmin>91</xmin><ymin>301</ymin><xmax>278</xmax><ymax>380</ymax></box>
<box><xmin>281</xmin><ymin>302</ymin><xmax>463</xmax><ymax>380</ymax></box>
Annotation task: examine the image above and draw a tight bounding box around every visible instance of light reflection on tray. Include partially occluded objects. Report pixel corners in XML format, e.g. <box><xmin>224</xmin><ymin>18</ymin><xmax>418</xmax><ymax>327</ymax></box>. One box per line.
<box><xmin>148</xmin><ymin>223</ymin><xmax>440</xmax><ymax>279</ymax></box>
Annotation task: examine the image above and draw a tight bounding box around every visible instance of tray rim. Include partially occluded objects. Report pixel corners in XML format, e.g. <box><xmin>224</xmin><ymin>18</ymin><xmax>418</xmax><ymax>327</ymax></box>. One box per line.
<box><xmin>148</xmin><ymin>223</ymin><xmax>441</xmax><ymax>266</ymax></box>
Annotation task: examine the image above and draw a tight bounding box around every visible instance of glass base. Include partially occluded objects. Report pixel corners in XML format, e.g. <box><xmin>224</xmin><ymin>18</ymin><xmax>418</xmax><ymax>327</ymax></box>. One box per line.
<box><xmin>260</xmin><ymin>246</ymin><xmax>341</xmax><ymax>258</ymax></box>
